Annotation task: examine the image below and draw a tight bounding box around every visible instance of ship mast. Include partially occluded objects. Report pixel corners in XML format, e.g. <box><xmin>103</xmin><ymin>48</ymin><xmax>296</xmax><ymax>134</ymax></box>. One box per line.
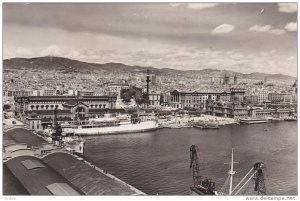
<box><xmin>225</xmin><ymin>148</ymin><xmax>238</xmax><ymax>195</ymax></box>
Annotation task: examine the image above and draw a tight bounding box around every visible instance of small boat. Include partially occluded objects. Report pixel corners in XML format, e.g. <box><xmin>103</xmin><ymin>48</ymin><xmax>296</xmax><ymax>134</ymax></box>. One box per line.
<box><xmin>193</xmin><ymin>122</ymin><xmax>220</xmax><ymax>129</ymax></box>
<box><xmin>284</xmin><ymin>116</ymin><xmax>297</xmax><ymax>121</ymax></box>
<box><xmin>239</xmin><ymin>118</ymin><xmax>268</xmax><ymax>124</ymax></box>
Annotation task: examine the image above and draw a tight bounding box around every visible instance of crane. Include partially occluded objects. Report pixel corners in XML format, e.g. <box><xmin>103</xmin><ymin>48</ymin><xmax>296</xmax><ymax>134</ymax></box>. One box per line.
<box><xmin>189</xmin><ymin>146</ymin><xmax>267</xmax><ymax>195</ymax></box>
<box><xmin>190</xmin><ymin>145</ymin><xmax>216</xmax><ymax>195</ymax></box>
<box><xmin>51</xmin><ymin>107</ymin><xmax>63</xmax><ymax>145</ymax></box>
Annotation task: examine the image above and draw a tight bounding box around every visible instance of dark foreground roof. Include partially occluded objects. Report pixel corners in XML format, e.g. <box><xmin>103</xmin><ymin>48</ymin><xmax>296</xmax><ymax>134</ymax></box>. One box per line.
<box><xmin>5</xmin><ymin>128</ymin><xmax>46</xmax><ymax>147</ymax></box>
<box><xmin>3</xmin><ymin>133</ymin><xmax>16</xmax><ymax>146</ymax></box>
<box><xmin>3</xmin><ymin>165</ymin><xmax>29</xmax><ymax>195</ymax></box>
<box><xmin>43</xmin><ymin>153</ymin><xmax>139</xmax><ymax>195</ymax></box>
<box><xmin>5</xmin><ymin>155</ymin><xmax>81</xmax><ymax>195</ymax></box>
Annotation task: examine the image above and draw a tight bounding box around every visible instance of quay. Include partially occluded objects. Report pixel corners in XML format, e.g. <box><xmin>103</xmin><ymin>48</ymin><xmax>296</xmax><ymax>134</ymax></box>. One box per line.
<box><xmin>3</xmin><ymin>127</ymin><xmax>146</xmax><ymax>195</ymax></box>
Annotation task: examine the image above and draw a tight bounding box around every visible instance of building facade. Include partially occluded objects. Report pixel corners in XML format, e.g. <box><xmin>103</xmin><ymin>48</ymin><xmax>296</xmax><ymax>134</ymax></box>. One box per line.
<box><xmin>268</xmin><ymin>92</ymin><xmax>293</xmax><ymax>104</ymax></box>
<box><xmin>148</xmin><ymin>92</ymin><xmax>161</xmax><ymax>107</ymax></box>
<box><xmin>256</xmin><ymin>90</ymin><xmax>269</xmax><ymax>104</ymax></box>
<box><xmin>207</xmin><ymin>102</ymin><xmax>295</xmax><ymax>119</ymax></box>
<box><xmin>104</xmin><ymin>82</ymin><xmax>130</xmax><ymax>98</ymax></box>
<box><xmin>14</xmin><ymin>96</ymin><xmax>117</xmax><ymax>115</ymax></box>
<box><xmin>244</xmin><ymin>95</ymin><xmax>259</xmax><ymax>105</ymax></box>
<box><xmin>230</xmin><ymin>88</ymin><xmax>246</xmax><ymax>102</ymax></box>
<box><xmin>170</xmin><ymin>89</ymin><xmax>241</xmax><ymax>110</ymax></box>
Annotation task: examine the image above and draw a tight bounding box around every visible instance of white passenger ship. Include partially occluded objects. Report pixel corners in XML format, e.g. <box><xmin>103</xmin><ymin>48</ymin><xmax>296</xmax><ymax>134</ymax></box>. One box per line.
<box><xmin>61</xmin><ymin>114</ymin><xmax>159</xmax><ymax>136</ymax></box>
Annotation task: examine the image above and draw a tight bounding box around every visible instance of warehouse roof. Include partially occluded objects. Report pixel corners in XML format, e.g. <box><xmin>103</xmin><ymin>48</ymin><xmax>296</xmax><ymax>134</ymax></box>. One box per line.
<box><xmin>5</xmin><ymin>128</ymin><xmax>46</xmax><ymax>147</ymax></box>
<box><xmin>5</xmin><ymin>155</ymin><xmax>81</xmax><ymax>195</ymax></box>
<box><xmin>46</xmin><ymin>183</ymin><xmax>80</xmax><ymax>195</ymax></box>
<box><xmin>43</xmin><ymin>152</ymin><xmax>140</xmax><ymax>195</ymax></box>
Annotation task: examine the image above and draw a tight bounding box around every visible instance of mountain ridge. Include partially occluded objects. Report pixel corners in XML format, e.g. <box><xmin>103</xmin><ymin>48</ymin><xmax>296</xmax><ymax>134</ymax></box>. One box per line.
<box><xmin>3</xmin><ymin>56</ymin><xmax>296</xmax><ymax>81</ymax></box>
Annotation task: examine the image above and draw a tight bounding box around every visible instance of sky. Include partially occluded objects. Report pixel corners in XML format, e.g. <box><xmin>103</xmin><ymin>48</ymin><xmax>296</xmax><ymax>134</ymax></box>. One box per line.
<box><xmin>3</xmin><ymin>3</ymin><xmax>298</xmax><ymax>76</ymax></box>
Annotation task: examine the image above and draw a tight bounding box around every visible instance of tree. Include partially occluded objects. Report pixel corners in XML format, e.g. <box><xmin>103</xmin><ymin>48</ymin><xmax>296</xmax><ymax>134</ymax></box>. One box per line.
<box><xmin>3</xmin><ymin>104</ymin><xmax>11</xmax><ymax>111</ymax></box>
<box><xmin>121</xmin><ymin>86</ymin><xmax>148</xmax><ymax>105</ymax></box>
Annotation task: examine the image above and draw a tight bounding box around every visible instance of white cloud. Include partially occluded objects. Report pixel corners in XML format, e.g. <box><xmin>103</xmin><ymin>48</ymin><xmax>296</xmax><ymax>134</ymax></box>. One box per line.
<box><xmin>248</xmin><ymin>24</ymin><xmax>286</xmax><ymax>35</ymax></box>
<box><xmin>169</xmin><ymin>3</ymin><xmax>184</xmax><ymax>7</ymax></box>
<box><xmin>15</xmin><ymin>47</ymin><xmax>33</xmax><ymax>56</ymax></box>
<box><xmin>249</xmin><ymin>24</ymin><xmax>272</xmax><ymax>32</ymax></box>
<box><xmin>211</xmin><ymin>24</ymin><xmax>235</xmax><ymax>35</ymax></box>
<box><xmin>187</xmin><ymin>3</ymin><xmax>219</xmax><ymax>10</ymax></box>
<box><xmin>285</xmin><ymin>22</ymin><xmax>297</xmax><ymax>31</ymax></box>
<box><xmin>271</xmin><ymin>29</ymin><xmax>286</xmax><ymax>35</ymax></box>
<box><xmin>278</xmin><ymin>3</ymin><xmax>297</xmax><ymax>13</ymax></box>
<box><xmin>40</xmin><ymin>45</ymin><xmax>63</xmax><ymax>56</ymax></box>
<box><xmin>170</xmin><ymin>3</ymin><xmax>219</xmax><ymax>10</ymax></box>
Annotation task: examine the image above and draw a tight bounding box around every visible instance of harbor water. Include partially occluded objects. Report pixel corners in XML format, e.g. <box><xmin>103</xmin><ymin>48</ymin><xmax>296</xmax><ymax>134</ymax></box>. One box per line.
<box><xmin>83</xmin><ymin>121</ymin><xmax>297</xmax><ymax>195</ymax></box>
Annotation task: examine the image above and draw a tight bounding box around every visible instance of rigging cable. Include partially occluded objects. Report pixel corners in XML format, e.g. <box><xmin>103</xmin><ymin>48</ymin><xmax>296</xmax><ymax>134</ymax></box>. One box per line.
<box><xmin>231</xmin><ymin>167</ymin><xmax>254</xmax><ymax>194</ymax></box>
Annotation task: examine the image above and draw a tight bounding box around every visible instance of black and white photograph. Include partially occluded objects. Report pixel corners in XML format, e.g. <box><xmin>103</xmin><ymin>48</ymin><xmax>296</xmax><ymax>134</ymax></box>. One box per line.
<box><xmin>2</xmin><ymin>2</ymin><xmax>298</xmax><ymax>199</ymax></box>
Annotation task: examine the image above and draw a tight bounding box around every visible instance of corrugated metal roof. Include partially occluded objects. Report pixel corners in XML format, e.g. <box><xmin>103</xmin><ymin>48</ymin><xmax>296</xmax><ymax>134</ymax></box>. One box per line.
<box><xmin>43</xmin><ymin>153</ymin><xmax>139</xmax><ymax>195</ymax></box>
<box><xmin>46</xmin><ymin>183</ymin><xmax>80</xmax><ymax>195</ymax></box>
<box><xmin>21</xmin><ymin>159</ymin><xmax>45</xmax><ymax>170</ymax></box>
<box><xmin>5</xmin><ymin>155</ymin><xmax>78</xmax><ymax>195</ymax></box>
<box><xmin>3</xmin><ymin>134</ymin><xmax>16</xmax><ymax>146</ymax></box>
<box><xmin>5</xmin><ymin>128</ymin><xmax>46</xmax><ymax>147</ymax></box>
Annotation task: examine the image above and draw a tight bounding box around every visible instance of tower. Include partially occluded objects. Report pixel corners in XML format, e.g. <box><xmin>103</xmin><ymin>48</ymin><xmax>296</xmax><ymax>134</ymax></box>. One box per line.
<box><xmin>146</xmin><ymin>69</ymin><xmax>150</xmax><ymax>97</ymax></box>
<box><xmin>234</xmin><ymin>75</ymin><xmax>237</xmax><ymax>85</ymax></box>
<box><xmin>223</xmin><ymin>74</ymin><xmax>230</xmax><ymax>85</ymax></box>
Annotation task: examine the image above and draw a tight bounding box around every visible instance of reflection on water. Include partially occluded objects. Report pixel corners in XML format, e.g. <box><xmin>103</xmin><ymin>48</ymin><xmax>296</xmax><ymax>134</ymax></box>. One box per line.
<box><xmin>84</xmin><ymin>122</ymin><xmax>297</xmax><ymax>195</ymax></box>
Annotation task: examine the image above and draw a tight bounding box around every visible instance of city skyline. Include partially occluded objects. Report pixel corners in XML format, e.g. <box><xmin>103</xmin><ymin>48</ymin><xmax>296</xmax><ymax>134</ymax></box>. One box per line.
<box><xmin>4</xmin><ymin>3</ymin><xmax>298</xmax><ymax>76</ymax></box>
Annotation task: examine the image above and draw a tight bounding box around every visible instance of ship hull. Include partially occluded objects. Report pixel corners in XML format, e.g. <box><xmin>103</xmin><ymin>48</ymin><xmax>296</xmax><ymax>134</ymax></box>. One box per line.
<box><xmin>190</xmin><ymin>186</ymin><xmax>216</xmax><ymax>195</ymax></box>
<box><xmin>239</xmin><ymin>119</ymin><xmax>268</xmax><ymax>124</ymax></box>
<box><xmin>73</xmin><ymin>121</ymin><xmax>159</xmax><ymax>136</ymax></box>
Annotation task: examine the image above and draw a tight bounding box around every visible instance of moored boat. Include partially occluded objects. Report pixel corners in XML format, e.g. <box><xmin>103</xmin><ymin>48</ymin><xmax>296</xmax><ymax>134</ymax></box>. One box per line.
<box><xmin>58</xmin><ymin>113</ymin><xmax>159</xmax><ymax>136</ymax></box>
<box><xmin>193</xmin><ymin>122</ymin><xmax>220</xmax><ymax>129</ymax></box>
<box><xmin>284</xmin><ymin>116</ymin><xmax>297</xmax><ymax>121</ymax></box>
<box><xmin>239</xmin><ymin>118</ymin><xmax>268</xmax><ymax>124</ymax></box>
<box><xmin>74</xmin><ymin>120</ymin><xmax>159</xmax><ymax>135</ymax></box>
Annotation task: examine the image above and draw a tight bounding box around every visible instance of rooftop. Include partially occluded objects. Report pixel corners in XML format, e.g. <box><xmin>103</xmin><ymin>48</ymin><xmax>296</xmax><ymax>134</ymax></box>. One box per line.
<box><xmin>5</xmin><ymin>128</ymin><xmax>46</xmax><ymax>147</ymax></box>
<box><xmin>43</xmin><ymin>153</ymin><xmax>141</xmax><ymax>195</ymax></box>
<box><xmin>5</xmin><ymin>155</ymin><xmax>81</xmax><ymax>195</ymax></box>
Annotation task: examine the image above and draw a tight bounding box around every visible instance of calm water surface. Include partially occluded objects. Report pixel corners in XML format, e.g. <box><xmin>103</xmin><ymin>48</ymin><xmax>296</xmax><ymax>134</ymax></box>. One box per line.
<box><xmin>83</xmin><ymin>122</ymin><xmax>297</xmax><ymax>195</ymax></box>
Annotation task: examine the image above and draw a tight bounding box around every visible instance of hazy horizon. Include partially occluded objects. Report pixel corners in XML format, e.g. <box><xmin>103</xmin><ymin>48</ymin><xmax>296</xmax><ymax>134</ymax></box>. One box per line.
<box><xmin>3</xmin><ymin>3</ymin><xmax>297</xmax><ymax>76</ymax></box>
<box><xmin>4</xmin><ymin>55</ymin><xmax>297</xmax><ymax>78</ymax></box>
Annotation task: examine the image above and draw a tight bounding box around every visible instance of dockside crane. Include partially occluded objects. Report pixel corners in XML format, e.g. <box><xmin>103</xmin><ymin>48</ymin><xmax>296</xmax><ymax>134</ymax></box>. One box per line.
<box><xmin>190</xmin><ymin>145</ymin><xmax>216</xmax><ymax>195</ymax></box>
<box><xmin>51</xmin><ymin>107</ymin><xmax>63</xmax><ymax>145</ymax></box>
<box><xmin>189</xmin><ymin>146</ymin><xmax>267</xmax><ymax>196</ymax></box>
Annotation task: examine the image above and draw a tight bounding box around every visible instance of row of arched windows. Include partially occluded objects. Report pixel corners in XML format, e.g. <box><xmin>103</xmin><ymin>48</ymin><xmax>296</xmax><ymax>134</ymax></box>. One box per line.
<box><xmin>29</xmin><ymin>104</ymin><xmax>107</xmax><ymax>110</ymax></box>
<box><xmin>89</xmin><ymin>104</ymin><xmax>106</xmax><ymax>109</ymax></box>
<box><xmin>30</xmin><ymin>105</ymin><xmax>59</xmax><ymax>110</ymax></box>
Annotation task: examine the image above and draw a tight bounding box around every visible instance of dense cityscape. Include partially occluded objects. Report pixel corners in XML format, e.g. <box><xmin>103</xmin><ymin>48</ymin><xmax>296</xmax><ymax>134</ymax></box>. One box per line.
<box><xmin>3</xmin><ymin>2</ymin><xmax>297</xmax><ymax>198</ymax></box>
<box><xmin>3</xmin><ymin>57</ymin><xmax>297</xmax><ymax>119</ymax></box>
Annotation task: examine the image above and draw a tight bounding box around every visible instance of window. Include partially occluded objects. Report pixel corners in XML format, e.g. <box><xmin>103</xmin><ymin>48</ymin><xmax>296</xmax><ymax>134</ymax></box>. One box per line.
<box><xmin>21</xmin><ymin>159</ymin><xmax>45</xmax><ymax>170</ymax></box>
<box><xmin>46</xmin><ymin>183</ymin><xmax>80</xmax><ymax>195</ymax></box>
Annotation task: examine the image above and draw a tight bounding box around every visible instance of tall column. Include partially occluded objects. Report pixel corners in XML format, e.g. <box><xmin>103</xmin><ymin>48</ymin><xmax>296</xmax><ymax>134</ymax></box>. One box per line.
<box><xmin>146</xmin><ymin>69</ymin><xmax>150</xmax><ymax>99</ymax></box>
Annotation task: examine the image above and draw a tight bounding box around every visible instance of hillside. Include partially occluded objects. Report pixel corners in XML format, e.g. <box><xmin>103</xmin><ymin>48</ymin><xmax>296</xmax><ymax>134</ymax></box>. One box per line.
<box><xmin>3</xmin><ymin>56</ymin><xmax>296</xmax><ymax>81</ymax></box>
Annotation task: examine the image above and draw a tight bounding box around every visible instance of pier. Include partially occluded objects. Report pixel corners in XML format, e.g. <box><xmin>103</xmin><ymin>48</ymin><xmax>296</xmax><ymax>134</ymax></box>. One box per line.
<box><xmin>3</xmin><ymin>127</ymin><xmax>146</xmax><ymax>195</ymax></box>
